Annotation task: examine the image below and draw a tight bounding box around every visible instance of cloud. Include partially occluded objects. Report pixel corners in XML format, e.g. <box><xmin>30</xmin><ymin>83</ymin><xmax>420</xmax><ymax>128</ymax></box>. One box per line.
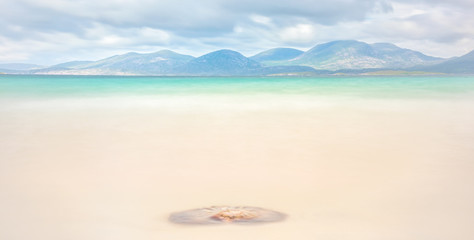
<box><xmin>2</xmin><ymin>0</ymin><xmax>390</xmax><ymax>36</ymax></box>
<box><xmin>1</xmin><ymin>0</ymin><xmax>474</xmax><ymax>64</ymax></box>
<box><xmin>357</xmin><ymin>1</ymin><xmax>474</xmax><ymax>56</ymax></box>
<box><xmin>394</xmin><ymin>0</ymin><xmax>474</xmax><ymax>8</ymax></box>
<box><xmin>279</xmin><ymin>24</ymin><xmax>318</xmax><ymax>44</ymax></box>
<box><xmin>250</xmin><ymin>15</ymin><xmax>273</xmax><ymax>26</ymax></box>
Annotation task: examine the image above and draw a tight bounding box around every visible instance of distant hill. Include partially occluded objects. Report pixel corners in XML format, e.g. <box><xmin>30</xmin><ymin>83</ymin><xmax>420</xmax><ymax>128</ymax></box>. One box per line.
<box><xmin>0</xmin><ymin>68</ymin><xmax>23</xmax><ymax>74</ymax></box>
<box><xmin>280</xmin><ymin>40</ymin><xmax>444</xmax><ymax>70</ymax></box>
<box><xmin>0</xmin><ymin>63</ymin><xmax>45</xmax><ymax>71</ymax></box>
<box><xmin>250</xmin><ymin>48</ymin><xmax>304</xmax><ymax>66</ymax></box>
<box><xmin>0</xmin><ymin>63</ymin><xmax>45</xmax><ymax>73</ymax></box>
<box><xmin>32</xmin><ymin>61</ymin><xmax>96</xmax><ymax>75</ymax></box>
<box><xmin>34</xmin><ymin>50</ymin><xmax>195</xmax><ymax>75</ymax></box>
<box><xmin>179</xmin><ymin>50</ymin><xmax>262</xmax><ymax>75</ymax></box>
<box><xmin>413</xmin><ymin>50</ymin><xmax>474</xmax><ymax>74</ymax></box>
<box><xmin>81</xmin><ymin>50</ymin><xmax>194</xmax><ymax>74</ymax></box>
<box><xmin>6</xmin><ymin>40</ymin><xmax>473</xmax><ymax>76</ymax></box>
<box><xmin>51</xmin><ymin>61</ymin><xmax>94</xmax><ymax>69</ymax></box>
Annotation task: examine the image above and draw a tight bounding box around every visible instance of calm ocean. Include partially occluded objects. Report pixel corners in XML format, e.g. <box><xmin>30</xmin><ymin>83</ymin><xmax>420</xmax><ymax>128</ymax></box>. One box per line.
<box><xmin>1</xmin><ymin>75</ymin><xmax>474</xmax><ymax>98</ymax></box>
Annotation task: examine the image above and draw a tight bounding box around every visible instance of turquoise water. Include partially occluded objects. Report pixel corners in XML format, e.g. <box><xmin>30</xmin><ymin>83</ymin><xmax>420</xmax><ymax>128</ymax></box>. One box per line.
<box><xmin>1</xmin><ymin>75</ymin><xmax>474</xmax><ymax>99</ymax></box>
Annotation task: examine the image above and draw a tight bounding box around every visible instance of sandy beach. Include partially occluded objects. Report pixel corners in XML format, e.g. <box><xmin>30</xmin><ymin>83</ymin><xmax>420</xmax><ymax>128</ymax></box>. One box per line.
<box><xmin>1</xmin><ymin>76</ymin><xmax>474</xmax><ymax>240</ymax></box>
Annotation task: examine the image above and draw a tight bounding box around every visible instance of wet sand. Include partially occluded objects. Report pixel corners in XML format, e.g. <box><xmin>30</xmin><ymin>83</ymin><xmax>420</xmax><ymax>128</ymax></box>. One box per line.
<box><xmin>1</xmin><ymin>94</ymin><xmax>474</xmax><ymax>240</ymax></box>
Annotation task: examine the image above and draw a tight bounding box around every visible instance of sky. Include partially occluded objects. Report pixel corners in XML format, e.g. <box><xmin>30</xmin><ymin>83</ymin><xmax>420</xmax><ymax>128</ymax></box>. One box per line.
<box><xmin>1</xmin><ymin>0</ymin><xmax>474</xmax><ymax>65</ymax></box>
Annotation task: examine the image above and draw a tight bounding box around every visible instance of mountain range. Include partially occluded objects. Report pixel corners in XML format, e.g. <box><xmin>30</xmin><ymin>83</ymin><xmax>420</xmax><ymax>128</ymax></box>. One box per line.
<box><xmin>272</xmin><ymin>40</ymin><xmax>444</xmax><ymax>70</ymax></box>
<box><xmin>1</xmin><ymin>40</ymin><xmax>473</xmax><ymax>76</ymax></box>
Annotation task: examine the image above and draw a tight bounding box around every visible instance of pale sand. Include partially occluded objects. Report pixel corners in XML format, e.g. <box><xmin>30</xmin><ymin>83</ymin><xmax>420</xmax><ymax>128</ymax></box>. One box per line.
<box><xmin>1</xmin><ymin>95</ymin><xmax>474</xmax><ymax>240</ymax></box>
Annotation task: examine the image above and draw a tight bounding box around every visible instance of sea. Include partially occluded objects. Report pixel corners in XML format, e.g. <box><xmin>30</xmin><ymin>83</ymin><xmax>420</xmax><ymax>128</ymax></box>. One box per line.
<box><xmin>1</xmin><ymin>74</ymin><xmax>474</xmax><ymax>240</ymax></box>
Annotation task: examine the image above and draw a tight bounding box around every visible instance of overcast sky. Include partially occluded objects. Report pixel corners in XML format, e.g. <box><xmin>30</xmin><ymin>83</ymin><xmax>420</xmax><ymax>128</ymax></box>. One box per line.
<box><xmin>1</xmin><ymin>0</ymin><xmax>474</xmax><ymax>65</ymax></box>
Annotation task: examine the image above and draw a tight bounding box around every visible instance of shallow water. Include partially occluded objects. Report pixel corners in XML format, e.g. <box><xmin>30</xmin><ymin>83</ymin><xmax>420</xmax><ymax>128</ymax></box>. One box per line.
<box><xmin>1</xmin><ymin>75</ymin><xmax>474</xmax><ymax>240</ymax></box>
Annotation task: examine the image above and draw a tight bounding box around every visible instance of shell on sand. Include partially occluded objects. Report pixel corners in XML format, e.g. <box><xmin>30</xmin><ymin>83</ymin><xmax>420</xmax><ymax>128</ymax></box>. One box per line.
<box><xmin>169</xmin><ymin>206</ymin><xmax>286</xmax><ymax>225</ymax></box>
